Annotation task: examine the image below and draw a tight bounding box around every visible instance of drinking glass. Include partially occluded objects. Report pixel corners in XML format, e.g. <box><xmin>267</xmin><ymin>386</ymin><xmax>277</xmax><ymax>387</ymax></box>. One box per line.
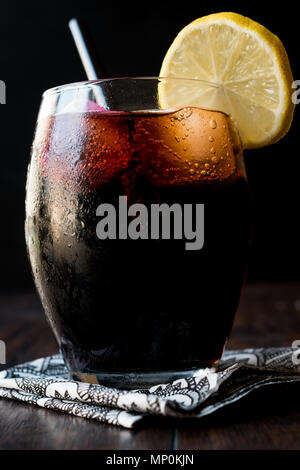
<box><xmin>25</xmin><ymin>77</ymin><xmax>250</xmax><ymax>388</ymax></box>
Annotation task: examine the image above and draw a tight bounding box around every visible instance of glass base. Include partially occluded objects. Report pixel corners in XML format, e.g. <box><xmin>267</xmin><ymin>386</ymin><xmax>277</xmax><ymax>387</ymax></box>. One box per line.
<box><xmin>71</xmin><ymin>363</ymin><xmax>219</xmax><ymax>390</ymax></box>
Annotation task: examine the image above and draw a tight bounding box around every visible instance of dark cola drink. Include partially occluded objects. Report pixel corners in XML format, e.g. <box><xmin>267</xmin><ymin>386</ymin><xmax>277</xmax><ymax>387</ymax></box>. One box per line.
<box><xmin>26</xmin><ymin>104</ymin><xmax>250</xmax><ymax>387</ymax></box>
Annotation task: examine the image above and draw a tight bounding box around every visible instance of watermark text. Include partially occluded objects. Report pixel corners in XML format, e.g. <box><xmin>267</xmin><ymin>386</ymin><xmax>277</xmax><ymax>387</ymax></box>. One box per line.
<box><xmin>96</xmin><ymin>196</ymin><xmax>204</xmax><ymax>251</ymax></box>
<box><xmin>0</xmin><ymin>340</ymin><xmax>6</xmax><ymax>364</ymax></box>
<box><xmin>0</xmin><ymin>80</ymin><xmax>5</xmax><ymax>104</ymax></box>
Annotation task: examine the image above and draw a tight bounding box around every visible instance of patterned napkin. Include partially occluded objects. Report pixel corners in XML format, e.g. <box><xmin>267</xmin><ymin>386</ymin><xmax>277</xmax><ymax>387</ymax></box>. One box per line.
<box><xmin>0</xmin><ymin>347</ymin><xmax>299</xmax><ymax>429</ymax></box>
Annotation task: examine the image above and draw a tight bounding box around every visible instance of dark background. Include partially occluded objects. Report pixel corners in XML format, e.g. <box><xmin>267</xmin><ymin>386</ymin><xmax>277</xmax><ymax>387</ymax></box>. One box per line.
<box><xmin>0</xmin><ymin>0</ymin><xmax>299</xmax><ymax>289</ymax></box>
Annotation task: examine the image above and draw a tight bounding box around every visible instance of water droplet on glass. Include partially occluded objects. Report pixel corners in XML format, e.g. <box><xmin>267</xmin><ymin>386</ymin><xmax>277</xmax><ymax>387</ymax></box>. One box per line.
<box><xmin>209</xmin><ymin>119</ymin><xmax>217</xmax><ymax>129</ymax></box>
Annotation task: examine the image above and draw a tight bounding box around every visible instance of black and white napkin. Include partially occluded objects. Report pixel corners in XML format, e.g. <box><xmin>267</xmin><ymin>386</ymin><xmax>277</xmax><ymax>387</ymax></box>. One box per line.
<box><xmin>0</xmin><ymin>347</ymin><xmax>299</xmax><ymax>429</ymax></box>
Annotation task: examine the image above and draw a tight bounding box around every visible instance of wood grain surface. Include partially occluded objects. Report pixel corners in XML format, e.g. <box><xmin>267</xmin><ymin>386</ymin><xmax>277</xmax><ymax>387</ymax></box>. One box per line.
<box><xmin>0</xmin><ymin>283</ymin><xmax>300</xmax><ymax>450</ymax></box>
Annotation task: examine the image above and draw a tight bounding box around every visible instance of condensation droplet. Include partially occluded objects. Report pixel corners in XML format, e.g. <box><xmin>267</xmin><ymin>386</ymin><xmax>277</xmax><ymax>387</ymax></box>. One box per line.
<box><xmin>209</xmin><ymin>119</ymin><xmax>217</xmax><ymax>129</ymax></box>
<box><xmin>194</xmin><ymin>162</ymin><xmax>199</xmax><ymax>168</ymax></box>
<box><xmin>204</xmin><ymin>163</ymin><xmax>210</xmax><ymax>169</ymax></box>
<box><xmin>208</xmin><ymin>135</ymin><xmax>214</xmax><ymax>142</ymax></box>
<box><xmin>212</xmin><ymin>156</ymin><xmax>219</xmax><ymax>164</ymax></box>
<box><xmin>201</xmin><ymin>169</ymin><xmax>207</xmax><ymax>175</ymax></box>
<box><xmin>189</xmin><ymin>168</ymin><xmax>195</xmax><ymax>175</ymax></box>
<box><xmin>210</xmin><ymin>147</ymin><xmax>216</xmax><ymax>154</ymax></box>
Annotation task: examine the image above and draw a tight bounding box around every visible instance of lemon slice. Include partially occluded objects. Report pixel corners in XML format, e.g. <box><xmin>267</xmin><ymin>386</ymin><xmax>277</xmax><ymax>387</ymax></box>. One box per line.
<box><xmin>159</xmin><ymin>12</ymin><xmax>295</xmax><ymax>149</ymax></box>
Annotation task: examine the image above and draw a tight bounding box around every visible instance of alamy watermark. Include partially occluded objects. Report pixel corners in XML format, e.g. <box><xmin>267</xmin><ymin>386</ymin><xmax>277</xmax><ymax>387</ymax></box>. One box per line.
<box><xmin>96</xmin><ymin>196</ymin><xmax>204</xmax><ymax>250</ymax></box>
<box><xmin>292</xmin><ymin>80</ymin><xmax>300</xmax><ymax>104</ymax></box>
<box><xmin>0</xmin><ymin>80</ymin><xmax>6</xmax><ymax>104</ymax></box>
<box><xmin>291</xmin><ymin>340</ymin><xmax>300</xmax><ymax>365</ymax></box>
<box><xmin>0</xmin><ymin>340</ymin><xmax>6</xmax><ymax>364</ymax></box>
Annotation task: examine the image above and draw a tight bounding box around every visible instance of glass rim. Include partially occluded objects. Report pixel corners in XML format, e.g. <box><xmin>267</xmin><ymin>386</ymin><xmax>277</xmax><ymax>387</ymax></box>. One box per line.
<box><xmin>43</xmin><ymin>76</ymin><xmax>220</xmax><ymax>97</ymax></box>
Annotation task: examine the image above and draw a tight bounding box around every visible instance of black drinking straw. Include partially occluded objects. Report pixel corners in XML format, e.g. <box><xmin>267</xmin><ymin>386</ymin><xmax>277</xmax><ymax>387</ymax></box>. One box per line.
<box><xmin>68</xmin><ymin>18</ymin><xmax>105</xmax><ymax>80</ymax></box>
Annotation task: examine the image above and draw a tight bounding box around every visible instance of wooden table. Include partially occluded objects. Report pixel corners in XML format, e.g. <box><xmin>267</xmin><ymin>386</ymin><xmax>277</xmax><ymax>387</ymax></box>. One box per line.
<box><xmin>1</xmin><ymin>282</ymin><xmax>300</xmax><ymax>450</ymax></box>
